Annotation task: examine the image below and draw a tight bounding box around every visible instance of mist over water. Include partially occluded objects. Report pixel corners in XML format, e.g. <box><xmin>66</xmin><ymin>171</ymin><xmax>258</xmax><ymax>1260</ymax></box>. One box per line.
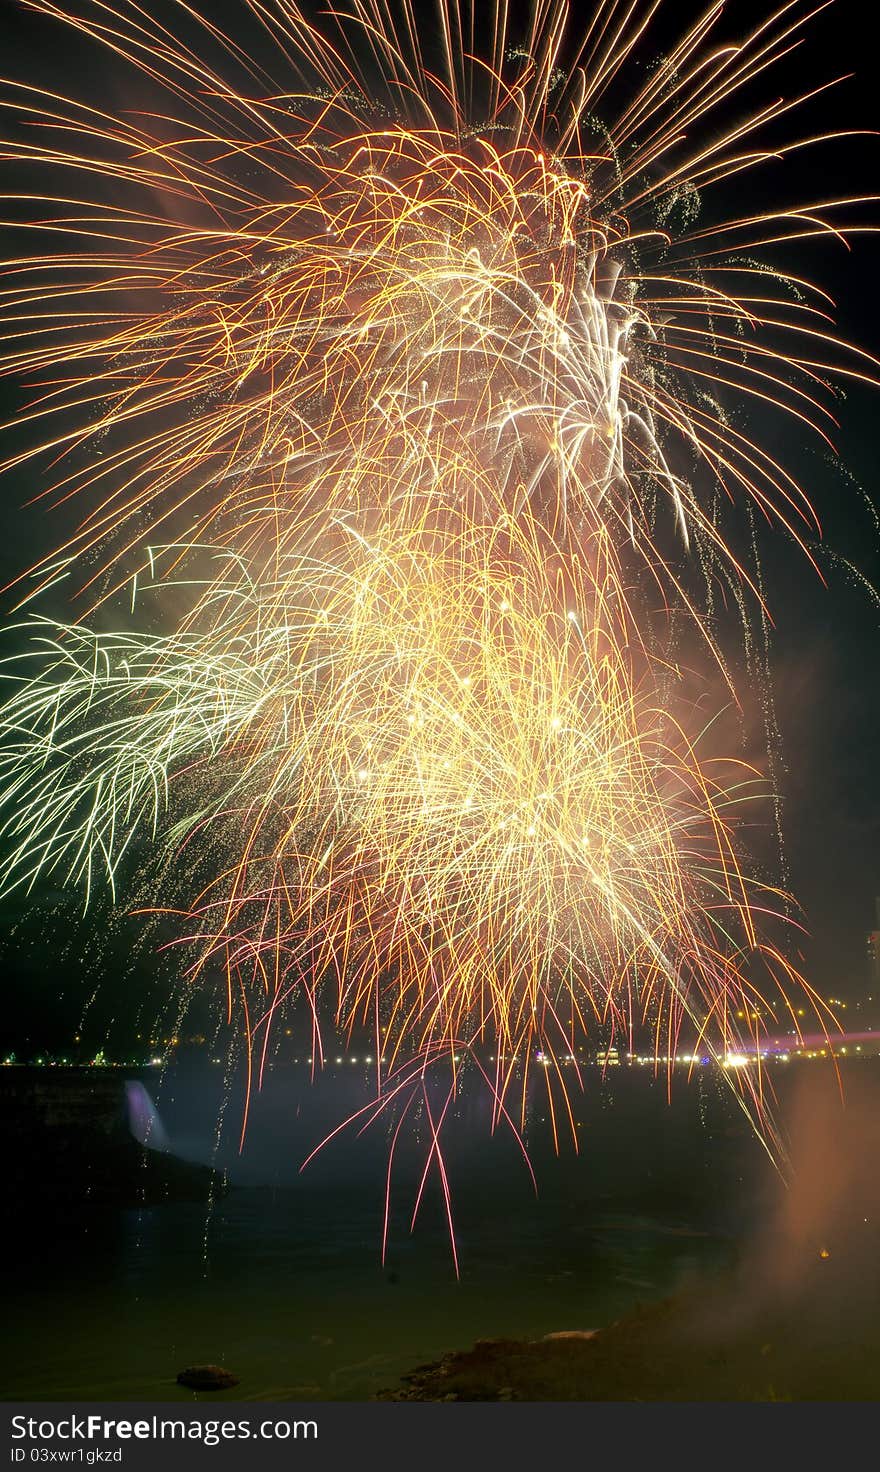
<box><xmin>125</xmin><ymin>1082</ymin><xmax>170</xmax><ymax>1153</ymax></box>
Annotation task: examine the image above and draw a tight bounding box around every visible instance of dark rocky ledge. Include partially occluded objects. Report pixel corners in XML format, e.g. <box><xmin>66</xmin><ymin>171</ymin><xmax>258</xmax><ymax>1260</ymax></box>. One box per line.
<box><xmin>0</xmin><ymin>1066</ymin><xmax>226</xmax><ymax>1209</ymax></box>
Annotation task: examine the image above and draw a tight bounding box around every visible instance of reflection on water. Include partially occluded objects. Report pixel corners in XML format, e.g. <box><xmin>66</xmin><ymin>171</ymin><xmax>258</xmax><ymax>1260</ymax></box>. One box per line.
<box><xmin>1</xmin><ymin>1188</ymin><xmax>730</xmax><ymax>1401</ymax></box>
<box><xmin>4</xmin><ymin>1057</ymin><xmax>878</xmax><ymax>1401</ymax></box>
<box><xmin>1</xmin><ymin>1063</ymin><xmax>752</xmax><ymax>1400</ymax></box>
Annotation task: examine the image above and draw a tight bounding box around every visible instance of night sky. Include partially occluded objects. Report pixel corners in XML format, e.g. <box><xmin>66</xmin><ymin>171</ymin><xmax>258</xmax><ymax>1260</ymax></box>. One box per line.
<box><xmin>0</xmin><ymin>0</ymin><xmax>877</xmax><ymax>1052</ymax></box>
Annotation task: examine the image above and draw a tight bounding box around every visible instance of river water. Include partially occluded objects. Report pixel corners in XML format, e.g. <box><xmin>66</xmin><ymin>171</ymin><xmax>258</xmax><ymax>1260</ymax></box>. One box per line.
<box><xmin>4</xmin><ymin>1056</ymin><xmax>875</xmax><ymax>1401</ymax></box>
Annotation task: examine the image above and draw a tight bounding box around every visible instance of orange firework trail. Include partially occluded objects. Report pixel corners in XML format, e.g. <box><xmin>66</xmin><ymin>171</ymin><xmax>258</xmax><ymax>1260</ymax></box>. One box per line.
<box><xmin>0</xmin><ymin>0</ymin><xmax>872</xmax><ymax>1235</ymax></box>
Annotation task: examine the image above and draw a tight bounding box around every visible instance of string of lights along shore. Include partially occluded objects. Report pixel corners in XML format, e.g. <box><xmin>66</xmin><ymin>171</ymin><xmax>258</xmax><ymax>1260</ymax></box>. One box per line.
<box><xmin>0</xmin><ymin>0</ymin><xmax>875</xmax><ymax>1248</ymax></box>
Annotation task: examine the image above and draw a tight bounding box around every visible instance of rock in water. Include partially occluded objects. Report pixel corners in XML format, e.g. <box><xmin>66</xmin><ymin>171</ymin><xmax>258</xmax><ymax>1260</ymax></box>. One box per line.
<box><xmin>177</xmin><ymin>1365</ymin><xmax>239</xmax><ymax>1391</ymax></box>
<box><xmin>542</xmin><ymin>1330</ymin><xmax>596</xmax><ymax>1342</ymax></box>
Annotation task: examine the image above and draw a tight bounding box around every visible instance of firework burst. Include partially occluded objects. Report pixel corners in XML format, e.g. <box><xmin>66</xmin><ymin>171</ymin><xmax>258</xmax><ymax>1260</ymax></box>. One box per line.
<box><xmin>0</xmin><ymin>0</ymin><xmax>872</xmax><ymax>1232</ymax></box>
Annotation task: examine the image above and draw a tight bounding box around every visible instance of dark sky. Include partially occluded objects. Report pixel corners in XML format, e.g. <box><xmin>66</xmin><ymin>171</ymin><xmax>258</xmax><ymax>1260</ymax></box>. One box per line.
<box><xmin>702</xmin><ymin>0</ymin><xmax>880</xmax><ymax>1000</ymax></box>
<box><xmin>0</xmin><ymin>0</ymin><xmax>876</xmax><ymax>1050</ymax></box>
